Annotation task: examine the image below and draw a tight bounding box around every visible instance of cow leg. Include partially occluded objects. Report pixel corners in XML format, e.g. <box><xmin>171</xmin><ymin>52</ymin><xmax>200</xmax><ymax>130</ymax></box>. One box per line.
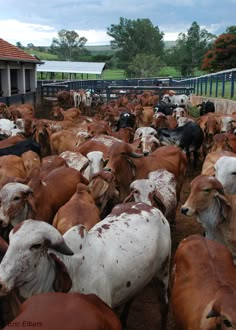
<box><xmin>156</xmin><ymin>258</ymin><xmax>170</xmax><ymax>330</ymax></box>
<box><xmin>119</xmin><ymin>298</ymin><xmax>134</xmax><ymax>329</ymax></box>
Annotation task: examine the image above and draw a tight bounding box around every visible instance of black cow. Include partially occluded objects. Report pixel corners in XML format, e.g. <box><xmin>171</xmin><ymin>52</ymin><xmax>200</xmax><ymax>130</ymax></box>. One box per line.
<box><xmin>157</xmin><ymin>121</ymin><xmax>204</xmax><ymax>167</ymax></box>
<box><xmin>0</xmin><ymin>139</ymin><xmax>41</xmax><ymax>157</ymax></box>
<box><xmin>116</xmin><ymin>112</ymin><xmax>136</xmax><ymax>130</ymax></box>
<box><xmin>154</xmin><ymin>101</ymin><xmax>178</xmax><ymax>116</ymax></box>
<box><xmin>197</xmin><ymin>101</ymin><xmax>215</xmax><ymax>116</ymax></box>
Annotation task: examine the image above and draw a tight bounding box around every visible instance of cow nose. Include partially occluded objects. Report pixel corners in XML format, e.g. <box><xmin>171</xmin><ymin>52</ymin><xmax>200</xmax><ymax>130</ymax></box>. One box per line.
<box><xmin>103</xmin><ymin>168</ymin><xmax>111</xmax><ymax>172</ymax></box>
<box><xmin>0</xmin><ymin>219</ymin><xmax>7</xmax><ymax>228</ymax></box>
<box><xmin>0</xmin><ymin>281</ymin><xmax>10</xmax><ymax>296</ymax></box>
<box><xmin>181</xmin><ymin>207</ymin><xmax>189</xmax><ymax>215</ymax></box>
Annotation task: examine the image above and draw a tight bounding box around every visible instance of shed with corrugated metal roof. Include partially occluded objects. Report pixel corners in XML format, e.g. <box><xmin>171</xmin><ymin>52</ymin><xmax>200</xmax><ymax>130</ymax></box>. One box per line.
<box><xmin>37</xmin><ymin>60</ymin><xmax>106</xmax><ymax>79</ymax></box>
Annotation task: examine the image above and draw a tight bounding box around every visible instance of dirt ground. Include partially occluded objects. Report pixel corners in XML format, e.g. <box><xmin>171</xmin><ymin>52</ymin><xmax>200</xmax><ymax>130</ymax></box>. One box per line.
<box><xmin>125</xmin><ymin>160</ymin><xmax>204</xmax><ymax>330</ymax></box>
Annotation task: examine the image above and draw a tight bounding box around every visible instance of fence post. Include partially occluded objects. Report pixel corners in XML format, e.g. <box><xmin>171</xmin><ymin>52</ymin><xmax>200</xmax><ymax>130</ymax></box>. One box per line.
<box><xmin>209</xmin><ymin>75</ymin><xmax>213</xmax><ymax>96</ymax></box>
<box><xmin>222</xmin><ymin>73</ymin><xmax>225</xmax><ymax>98</ymax></box>
<box><xmin>215</xmin><ymin>74</ymin><xmax>219</xmax><ymax>97</ymax></box>
<box><xmin>200</xmin><ymin>78</ymin><xmax>203</xmax><ymax>95</ymax></box>
<box><xmin>230</xmin><ymin>71</ymin><xmax>235</xmax><ymax>99</ymax></box>
<box><xmin>196</xmin><ymin>78</ymin><xmax>200</xmax><ymax>95</ymax></box>
<box><xmin>205</xmin><ymin>77</ymin><xmax>208</xmax><ymax>95</ymax></box>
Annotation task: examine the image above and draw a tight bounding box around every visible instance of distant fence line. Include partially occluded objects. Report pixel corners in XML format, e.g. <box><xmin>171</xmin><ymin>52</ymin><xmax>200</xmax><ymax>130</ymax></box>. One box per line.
<box><xmin>0</xmin><ymin>68</ymin><xmax>235</xmax><ymax>107</ymax></box>
<box><xmin>39</xmin><ymin>68</ymin><xmax>236</xmax><ymax>101</ymax></box>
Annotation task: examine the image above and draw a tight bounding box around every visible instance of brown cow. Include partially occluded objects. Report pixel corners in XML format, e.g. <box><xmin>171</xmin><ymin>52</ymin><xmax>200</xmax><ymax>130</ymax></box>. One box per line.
<box><xmin>52</xmin><ymin>183</ymin><xmax>100</xmax><ymax>234</ymax></box>
<box><xmin>105</xmin><ymin>141</ymin><xmax>187</xmax><ymax>201</ymax></box>
<box><xmin>0</xmin><ymin>155</ymin><xmax>26</xmax><ymax>186</ymax></box>
<box><xmin>4</xmin><ymin>292</ymin><xmax>122</xmax><ymax>330</ymax></box>
<box><xmin>134</xmin><ymin>105</ymin><xmax>154</xmax><ymax>128</ymax></box>
<box><xmin>0</xmin><ymin>167</ymin><xmax>89</xmax><ymax>228</ymax></box>
<box><xmin>171</xmin><ymin>234</ymin><xmax>236</xmax><ymax>330</ymax></box>
<box><xmin>21</xmin><ymin>150</ymin><xmax>41</xmax><ymax>178</ymax></box>
<box><xmin>208</xmin><ymin>133</ymin><xmax>236</xmax><ymax>154</ymax></box>
<box><xmin>181</xmin><ymin>175</ymin><xmax>236</xmax><ymax>260</ymax></box>
<box><xmin>88</xmin><ymin>171</ymin><xmax>121</xmax><ymax>219</ymax></box>
<box><xmin>201</xmin><ymin>150</ymin><xmax>236</xmax><ymax>176</ymax></box>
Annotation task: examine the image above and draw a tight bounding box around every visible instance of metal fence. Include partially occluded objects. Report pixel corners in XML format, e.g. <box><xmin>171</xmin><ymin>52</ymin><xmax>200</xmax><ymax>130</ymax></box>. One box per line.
<box><xmin>172</xmin><ymin>68</ymin><xmax>236</xmax><ymax>99</ymax></box>
<box><xmin>0</xmin><ymin>92</ymin><xmax>37</xmax><ymax>107</ymax></box>
<box><xmin>2</xmin><ymin>69</ymin><xmax>235</xmax><ymax>108</ymax></box>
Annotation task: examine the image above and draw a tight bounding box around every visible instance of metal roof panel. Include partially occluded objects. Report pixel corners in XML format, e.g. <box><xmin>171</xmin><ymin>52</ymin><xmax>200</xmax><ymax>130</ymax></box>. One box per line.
<box><xmin>37</xmin><ymin>60</ymin><xmax>106</xmax><ymax>74</ymax></box>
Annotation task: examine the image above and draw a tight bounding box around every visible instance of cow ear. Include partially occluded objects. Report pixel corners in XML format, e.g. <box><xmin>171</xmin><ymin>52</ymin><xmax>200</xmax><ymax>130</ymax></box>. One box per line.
<box><xmin>123</xmin><ymin>190</ymin><xmax>134</xmax><ymax>203</ymax></box>
<box><xmin>214</xmin><ymin>191</ymin><xmax>231</xmax><ymax>222</ymax></box>
<box><xmin>26</xmin><ymin>192</ymin><xmax>37</xmax><ymax>217</ymax></box>
<box><xmin>153</xmin><ymin>191</ymin><xmax>166</xmax><ymax>216</ymax></box>
<box><xmin>49</xmin><ymin>252</ymin><xmax>72</xmax><ymax>293</ymax></box>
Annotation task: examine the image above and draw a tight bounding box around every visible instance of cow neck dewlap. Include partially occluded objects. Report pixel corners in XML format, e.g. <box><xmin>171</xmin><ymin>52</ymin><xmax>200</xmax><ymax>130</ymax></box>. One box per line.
<box><xmin>197</xmin><ymin>198</ymin><xmax>226</xmax><ymax>245</ymax></box>
<box><xmin>18</xmin><ymin>254</ymin><xmax>55</xmax><ymax>300</ymax></box>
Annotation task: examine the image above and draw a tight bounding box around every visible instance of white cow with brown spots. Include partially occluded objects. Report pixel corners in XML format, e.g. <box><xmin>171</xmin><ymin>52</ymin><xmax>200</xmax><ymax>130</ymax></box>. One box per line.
<box><xmin>124</xmin><ymin>169</ymin><xmax>177</xmax><ymax>225</ymax></box>
<box><xmin>0</xmin><ymin>202</ymin><xmax>171</xmax><ymax>329</ymax></box>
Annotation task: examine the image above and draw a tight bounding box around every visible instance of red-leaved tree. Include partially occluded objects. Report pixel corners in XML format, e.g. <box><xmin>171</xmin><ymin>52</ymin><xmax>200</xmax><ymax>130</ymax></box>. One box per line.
<box><xmin>202</xmin><ymin>30</ymin><xmax>236</xmax><ymax>72</ymax></box>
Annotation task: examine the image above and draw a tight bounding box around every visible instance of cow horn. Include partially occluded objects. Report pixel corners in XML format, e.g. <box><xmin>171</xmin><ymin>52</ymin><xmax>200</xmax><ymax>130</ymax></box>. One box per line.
<box><xmin>206</xmin><ymin>309</ymin><xmax>220</xmax><ymax>319</ymax></box>
<box><xmin>46</xmin><ymin>239</ymin><xmax>74</xmax><ymax>256</ymax></box>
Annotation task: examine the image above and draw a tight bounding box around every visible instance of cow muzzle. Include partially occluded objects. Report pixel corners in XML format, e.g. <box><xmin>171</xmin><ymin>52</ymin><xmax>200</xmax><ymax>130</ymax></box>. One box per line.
<box><xmin>181</xmin><ymin>206</ymin><xmax>195</xmax><ymax>216</ymax></box>
<box><xmin>0</xmin><ymin>280</ymin><xmax>12</xmax><ymax>296</ymax></box>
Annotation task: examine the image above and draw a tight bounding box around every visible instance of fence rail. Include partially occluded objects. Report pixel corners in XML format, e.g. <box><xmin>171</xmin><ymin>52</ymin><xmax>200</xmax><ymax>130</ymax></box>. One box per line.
<box><xmin>172</xmin><ymin>68</ymin><xmax>236</xmax><ymax>100</ymax></box>
<box><xmin>1</xmin><ymin>69</ymin><xmax>235</xmax><ymax>108</ymax></box>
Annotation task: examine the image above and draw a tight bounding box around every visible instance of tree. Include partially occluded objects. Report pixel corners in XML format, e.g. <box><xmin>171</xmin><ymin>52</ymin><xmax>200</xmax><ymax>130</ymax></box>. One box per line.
<box><xmin>202</xmin><ymin>28</ymin><xmax>236</xmax><ymax>72</ymax></box>
<box><xmin>107</xmin><ymin>17</ymin><xmax>164</xmax><ymax>71</ymax></box>
<box><xmin>27</xmin><ymin>43</ymin><xmax>35</xmax><ymax>49</ymax></box>
<box><xmin>128</xmin><ymin>54</ymin><xmax>164</xmax><ymax>77</ymax></box>
<box><xmin>16</xmin><ymin>42</ymin><xmax>24</xmax><ymax>49</ymax></box>
<box><xmin>50</xmin><ymin>29</ymin><xmax>87</xmax><ymax>60</ymax></box>
<box><xmin>167</xmin><ymin>22</ymin><xmax>215</xmax><ymax>76</ymax></box>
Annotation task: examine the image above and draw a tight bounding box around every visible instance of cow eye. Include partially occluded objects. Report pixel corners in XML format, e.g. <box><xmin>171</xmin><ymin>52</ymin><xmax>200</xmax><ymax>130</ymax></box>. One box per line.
<box><xmin>223</xmin><ymin>319</ymin><xmax>232</xmax><ymax>327</ymax></box>
<box><xmin>30</xmin><ymin>244</ymin><xmax>42</xmax><ymax>250</ymax></box>
<box><xmin>203</xmin><ymin>188</ymin><xmax>211</xmax><ymax>192</ymax></box>
<box><xmin>13</xmin><ymin>196</ymin><xmax>21</xmax><ymax>201</ymax></box>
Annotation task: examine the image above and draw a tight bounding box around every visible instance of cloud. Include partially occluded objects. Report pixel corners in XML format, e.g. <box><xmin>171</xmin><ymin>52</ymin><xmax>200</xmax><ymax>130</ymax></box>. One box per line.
<box><xmin>0</xmin><ymin>20</ymin><xmax>57</xmax><ymax>46</ymax></box>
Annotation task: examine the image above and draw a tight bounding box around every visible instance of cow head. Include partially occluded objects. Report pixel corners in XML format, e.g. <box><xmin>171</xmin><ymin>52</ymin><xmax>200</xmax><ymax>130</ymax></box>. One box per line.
<box><xmin>0</xmin><ymin>183</ymin><xmax>37</xmax><ymax>228</ymax></box>
<box><xmin>181</xmin><ymin>175</ymin><xmax>230</xmax><ymax>220</ymax></box>
<box><xmin>0</xmin><ymin>220</ymin><xmax>73</xmax><ymax>298</ymax></box>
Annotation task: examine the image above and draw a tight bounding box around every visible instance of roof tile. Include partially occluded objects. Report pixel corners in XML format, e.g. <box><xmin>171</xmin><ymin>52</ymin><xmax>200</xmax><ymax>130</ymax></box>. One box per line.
<box><xmin>0</xmin><ymin>38</ymin><xmax>40</xmax><ymax>62</ymax></box>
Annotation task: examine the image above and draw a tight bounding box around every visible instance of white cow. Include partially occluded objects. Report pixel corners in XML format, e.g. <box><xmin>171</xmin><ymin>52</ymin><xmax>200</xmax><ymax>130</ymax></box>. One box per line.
<box><xmin>60</xmin><ymin>151</ymin><xmax>88</xmax><ymax>172</ymax></box>
<box><xmin>215</xmin><ymin>156</ymin><xmax>236</xmax><ymax>194</ymax></box>
<box><xmin>162</xmin><ymin>94</ymin><xmax>190</xmax><ymax>109</ymax></box>
<box><xmin>0</xmin><ymin>202</ymin><xmax>171</xmax><ymax>329</ymax></box>
<box><xmin>72</xmin><ymin>90</ymin><xmax>81</xmax><ymax>108</ymax></box>
<box><xmin>0</xmin><ymin>118</ymin><xmax>24</xmax><ymax>136</ymax></box>
<box><xmin>83</xmin><ymin>151</ymin><xmax>105</xmax><ymax>181</ymax></box>
<box><xmin>60</xmin><ymin>150</ymin><xmax>105</xmax><ymax>181</ymax></box>
<box><xmin>124</xmin><ymin>169</ymin><xmax>177</xmax><ymax>224</ymax></box>
<box><xmin>134</xmin><ymin>127</ymin><xmax>160</xmax><ymax>155</ymax></box>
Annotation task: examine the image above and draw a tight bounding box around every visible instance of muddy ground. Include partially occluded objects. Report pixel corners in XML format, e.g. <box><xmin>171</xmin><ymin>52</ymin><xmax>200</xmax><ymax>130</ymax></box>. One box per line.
<box><xmin>125</xmin><ymin>161</ymin><xmax>204</xmax><ymax>330</ymax></box>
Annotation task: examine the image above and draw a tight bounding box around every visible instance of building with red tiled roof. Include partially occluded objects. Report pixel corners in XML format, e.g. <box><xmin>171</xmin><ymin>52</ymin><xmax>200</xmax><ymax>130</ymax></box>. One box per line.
<box><xmin>0</xmin><ymin>38</ymin><xmax>42</xmax><ymax>101</ymax></box>
<box><xmin>0</xmin><ymin>38</ymin><xmax>41</xmax><ymax>63</ymax></box>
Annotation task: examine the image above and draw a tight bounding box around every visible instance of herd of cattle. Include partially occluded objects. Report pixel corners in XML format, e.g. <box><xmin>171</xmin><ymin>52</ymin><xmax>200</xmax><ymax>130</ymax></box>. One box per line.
<box><xmin>0</xmin><ymin>88</ymin><xmax>235</xmax><ymax>329</ymax></box>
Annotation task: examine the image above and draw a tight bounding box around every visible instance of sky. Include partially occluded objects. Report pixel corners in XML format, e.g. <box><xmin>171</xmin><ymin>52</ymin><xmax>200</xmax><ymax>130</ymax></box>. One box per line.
<box><xmin>0</xmin><ymin>0</ymin><xmax>235</xmax><ymax>47</ymax></box>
